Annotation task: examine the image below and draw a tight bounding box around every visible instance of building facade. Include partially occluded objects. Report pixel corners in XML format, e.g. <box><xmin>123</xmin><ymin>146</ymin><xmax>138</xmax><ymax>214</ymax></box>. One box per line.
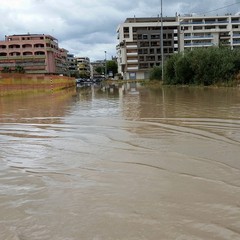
<box><xmin>76</xmin><ymin>57</ymin><xmax>91</xmax><ymax>78</ymax></box>
<box><xmin>0</xmin><ymin>34</ymin><xmax>68</xmax><ymax>74</ymax></box>
<box><xmin>117</xmin><ymin>15</ymin><xmax>240</xmax><ymax>80</ymax></box>
<box><xmin>67</xmin><ymin>53</ymin><xmax>77</xmax><ymax>76</ymax></box>
<box><xmin>178</xmin><ymin>14</ymin><xmax>240</xmax><ymax>51</ymax></box>
<box><xmin>116</xmin><ymin>17</ymin><xmax>179</xmax><ymax>80</ymax></box>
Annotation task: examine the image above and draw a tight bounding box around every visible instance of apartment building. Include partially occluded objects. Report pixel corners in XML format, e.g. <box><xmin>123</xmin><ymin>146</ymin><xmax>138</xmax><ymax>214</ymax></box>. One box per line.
<box><xmin>0</xmin><ymin>33</ymin><xmax>68</xmax><ymax>74</ymax></box>
<box><xmin>116</xmin><ymin>17</ymin><xmax>179</xmax><ymax>80</ymax></box>
<box><xmin>178</xmin><ymin>14</ymin><xmax>240</xmax><ymax>51</ymax></box>
<box><xmin>67</xmin><ymin>53</ymin><xmax>77</xmax><ymax>76</ymax></box>
<box><xmin>76</xmin><ymin>57</ymin><xmax>91</xmax><ymax>78</ymax></box>
<box><xmin>117</xmin><ymin>15</ymin><xmax>240</xmax><ymax>80</ymax></box>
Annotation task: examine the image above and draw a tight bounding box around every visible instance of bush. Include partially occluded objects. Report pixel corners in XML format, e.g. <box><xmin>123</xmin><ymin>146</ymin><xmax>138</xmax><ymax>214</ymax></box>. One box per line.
<box><xmin>149</xmin><ymin>66</ymin><xmax>162</xmax><ymax>81</ymax></box>
<box><xmin>163</xmin><ymin>47</ymin><xmax>240</xmax><ymax>85</ymax></box>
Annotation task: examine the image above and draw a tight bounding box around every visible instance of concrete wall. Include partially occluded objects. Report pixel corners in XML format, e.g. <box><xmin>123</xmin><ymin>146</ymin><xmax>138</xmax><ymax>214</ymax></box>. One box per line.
<box><xmin>0</xmin><ymin>73</ymin><xmax>75</xmax><ymax>96</ymax></box>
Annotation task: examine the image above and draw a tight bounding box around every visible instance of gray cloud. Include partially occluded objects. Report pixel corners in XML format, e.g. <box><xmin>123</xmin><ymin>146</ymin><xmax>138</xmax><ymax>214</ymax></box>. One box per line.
<box><xmin>0</xmin><ymin>0</ymin><xmax>239</xmax><ymax>61</ymax></box>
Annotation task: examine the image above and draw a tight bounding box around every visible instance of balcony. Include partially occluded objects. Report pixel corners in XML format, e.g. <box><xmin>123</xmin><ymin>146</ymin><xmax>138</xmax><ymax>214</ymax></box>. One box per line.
<box><xmin>233</xmin><ymin>40</ymin><xmax>240</xmax><ymax>44</ymax></box>
<box><xmin>127</xmin><ymin>59</ymin><xmax>138</xmax><ymax>63</ymax></box>
<box><xmin>232</xmin><ymin>33</ymin><xmax>240</xmax><ymax>37</ymax></box>
<box><xmin>126</xmin><ymin>44</ymin><xmax>138</xmax><ymax>49</ymax></box>
<box><xmin>184</xmin><ymin>42</ymin><xmax>214</xmax><ymax>47</ymax></box>
<box><xmin>180</xmin><ymin>21</ymin><xmax>203</xmax><ymax>25</ymax></box>
<box><xmin>22</xmin><ymin>44</ymin><xmax>32</xmax><ymax>48</ymax></box>
<box><xmin>184</xmin><ymin>35</ymin><xmax>213</xmax><ymax>39</ymax></box>
<box><xmin>126</xmin><ymin>52</ymin><xmax>138</xmax><ymax>56</ymax></box>
<box><xmin>0</xmin><ymin>55</ymin><xmax>46</xmax><ymax>60</ymax></box>
<box><xmin>127</xmin><ymin>66</ymin><xmax>138</xmax><ymax>70</ymax></box>
<box><xmin>46</xmin><ymin>47</ymin><xmax>54</xmax><ymax>52</ymax></box>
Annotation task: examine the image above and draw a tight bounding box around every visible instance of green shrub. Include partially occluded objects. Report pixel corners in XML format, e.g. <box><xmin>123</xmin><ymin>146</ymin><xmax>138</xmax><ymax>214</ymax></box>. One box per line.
<box><xmin>163</xmin><ymin>47</ymin><xmax>240</xmax><ymax>85</ymax></box>
<box><xmin>149</xmin><ymin>66</ymin><xmax>162</xmax><ymax>81</ymax></box>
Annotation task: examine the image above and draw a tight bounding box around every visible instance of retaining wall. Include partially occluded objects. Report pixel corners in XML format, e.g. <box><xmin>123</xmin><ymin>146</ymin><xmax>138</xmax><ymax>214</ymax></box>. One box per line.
<box><xmin>0</xmin><ymin>73</ymin><xmax>75</xmax><ymax>96</ymax></box>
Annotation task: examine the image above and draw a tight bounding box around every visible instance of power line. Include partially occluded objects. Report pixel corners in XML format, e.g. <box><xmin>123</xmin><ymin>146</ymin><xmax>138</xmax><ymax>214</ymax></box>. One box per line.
<box><xmin>198</xmin><ymin>2</ymin><xmax>240</xmax><ymax>15</ymax></box>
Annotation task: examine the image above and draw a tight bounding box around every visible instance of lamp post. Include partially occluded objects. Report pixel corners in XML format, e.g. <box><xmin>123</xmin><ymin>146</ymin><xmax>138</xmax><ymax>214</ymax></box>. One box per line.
<box><xmin>104</xmin><ymin>51</ymin><xmax>107</xmax><ymax>79</ymax></box>
<box><xmin>160</xmin><ymin>0</ymin><xmax>164</xmax><ymax>82</ymax></box>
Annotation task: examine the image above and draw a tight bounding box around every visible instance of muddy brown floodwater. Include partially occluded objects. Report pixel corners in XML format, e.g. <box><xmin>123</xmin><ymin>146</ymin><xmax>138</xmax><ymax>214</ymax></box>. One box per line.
<box><xmin>0</xmin><ymin>83</ymin><xmax>240</xmax><ymax>240</ymax></box>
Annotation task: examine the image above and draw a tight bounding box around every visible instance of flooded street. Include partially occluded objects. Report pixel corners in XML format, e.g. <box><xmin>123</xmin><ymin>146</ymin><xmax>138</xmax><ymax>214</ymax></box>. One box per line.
<box><xmin>0</xmin><ymin>83</ymin><xmax>240</xmax><ymax>240</ymax></box>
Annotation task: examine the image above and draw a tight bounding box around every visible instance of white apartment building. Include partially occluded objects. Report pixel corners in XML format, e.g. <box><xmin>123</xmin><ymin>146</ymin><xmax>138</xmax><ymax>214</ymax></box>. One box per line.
<box><xmin>178</xmin><ymin>14</ymin><xmax>240</xmax><ymax>51</ymax></box>
<box><xmin>116</xmin><ymin>17</ymin><xmax>179</xmax><ymax>80</ymax></box>
<box><xmin>117</xmin><ymin>14</ymin><xmax>240</xmax><ymax>80</ymax></box>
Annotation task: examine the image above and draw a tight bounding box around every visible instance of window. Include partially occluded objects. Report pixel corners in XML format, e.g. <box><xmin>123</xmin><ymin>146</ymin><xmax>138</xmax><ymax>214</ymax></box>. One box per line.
<box><xmin>151</xmin><ymin>41</ymin><xmax>160</xmax><ymax>47</ymax></box>
<box><xmin>219</xmin><ymin>25</ymin><xmax>227</xmax><ymax>29</ymax></box>
<box><xmin>143</xmin><ymin>34</ymin><xmax>148</xmax><ymax>40</ymax></box>
<box><xmin>151</xmin><ymin>34</ymin><xmax>160</xmax><ymax>39</ymax></box>
<box><xmin>139</xmin><ymin>63</ymin><xmax>148</xmax><ymax>69</ymax></box>
<box><xmin>193</xmin><ymin>26</ymin><xmax>203</xmax><ymax>30</ymax></box>
<box><xmin>139</xmin><ymin>42</ymin><xmax>149</xmax><ymax>47</ymax></box>
<box><xmin>139</xmin><ymin>48</ymin><xmax>148</xmax><ymax>54</ymax></box>
<box><xmin>123</xmin><ymin>27</ymin><xmax>129</xmax><ymax>33</ymax></box>
<box><xmin>205</xmin><ymin>26</ymin><xmax>215</xmax><ymax>30</ymax></box>
<box><xmin>35</xmin><ymin>51</ymin><xmax>45</xmax><ymax>55</ymax></box>
<box><xmin>146</xmin><ymin>56</ymin><xmax>155</xmax><ymax>61</ymax></box>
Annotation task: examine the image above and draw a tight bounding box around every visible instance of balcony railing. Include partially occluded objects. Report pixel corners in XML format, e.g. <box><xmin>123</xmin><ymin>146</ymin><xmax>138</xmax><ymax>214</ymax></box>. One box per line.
<box><xmin>127</xmin><ymin>59</ymin><xmax>138</xmax><ymax>63</ymax></box>
<box><xmin>184</xmin><ymin>42</ymin><xmax>214</xmax><ymax>46</ymax></box>
<box><xmin>126</xmin><ymin>45</ymin><xmax>138</xmax><ymax>49</ymax></box>
<box><xmin>0</xmin><ymin>55</ymin><xmax>46</xmax><ymax>60</ymax></box>
<box><xmin>127</xmin><ymin>66</ymin><xmax>138</xmax><ymax>70</ymax></box>
<box><xmin>184</xmin><ymin>35</ymin><xmax>213</xmax><ymax>39</ymax></box>
<box><xmin>180</xmin><ymin>20</ymin><xmax>229</xmax><ymax>25</ymax></box>
<box><xmin>126</xmin><ymin>52</ymin><xmax>138</xmax><ymax>56</ymax></box>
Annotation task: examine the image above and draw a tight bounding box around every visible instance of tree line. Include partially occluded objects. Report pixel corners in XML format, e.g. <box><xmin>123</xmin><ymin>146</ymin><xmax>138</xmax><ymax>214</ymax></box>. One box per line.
<box><xmin>149</xmin><ymin>47</ymin><xmax>240</xmax><ymax>86</ymax></box>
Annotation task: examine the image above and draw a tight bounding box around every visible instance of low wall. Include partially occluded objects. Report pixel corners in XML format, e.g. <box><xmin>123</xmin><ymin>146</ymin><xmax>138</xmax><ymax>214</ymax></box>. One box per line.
<box><xmin>0</xmin><ymin>73</ymin><xmax>75</xmax><ymax>96</ymax></box>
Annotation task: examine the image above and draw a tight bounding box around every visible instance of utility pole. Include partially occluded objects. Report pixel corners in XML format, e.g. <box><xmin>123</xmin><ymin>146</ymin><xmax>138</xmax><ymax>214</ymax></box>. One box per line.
<box><xmin>160</xmin><ymin>0</ymin><xmax>164</xmax><ymax>82</ymax></box>
<box><xmin>104</xmin><ymin>51</ymin><xmax>107</xmax><ymax>79</ymax></box>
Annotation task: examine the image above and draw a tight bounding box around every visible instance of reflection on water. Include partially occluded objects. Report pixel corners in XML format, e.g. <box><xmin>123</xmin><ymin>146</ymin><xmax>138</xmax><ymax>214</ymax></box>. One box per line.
<box><xmin>0</xmin><ymin>84</ymin><xmax>240</xmax><ymax>240</ymax></box>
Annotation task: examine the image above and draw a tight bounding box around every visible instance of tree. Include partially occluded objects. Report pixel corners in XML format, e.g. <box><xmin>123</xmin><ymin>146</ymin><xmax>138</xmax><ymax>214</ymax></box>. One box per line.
<box><xmin>164</xmin><ymin>47</ymin><xmax>240</xmax><ymax>86</ymax></box>
<box><xmin>175</xmin><ymin>54</ymin><xmax>194</xmax><ymax>84</ymax></box>
<box><xmin>95</xmin><ymin>66</ymin><xmax>104</xmax><ymax>75</ymax></box>
<box><xmin>149</xmin><ymin>66</ymin><xmax>162</xmax><ymax>81</ymax></box>
<box><xmin>106</xmin><ymin>60</ymin><xmax>118</xmax><ymax>77</ymax></box>
<box><xmin>164</xmin><ymin>53</ymin><xmax>180</xmax><ymax>84</ymax></box>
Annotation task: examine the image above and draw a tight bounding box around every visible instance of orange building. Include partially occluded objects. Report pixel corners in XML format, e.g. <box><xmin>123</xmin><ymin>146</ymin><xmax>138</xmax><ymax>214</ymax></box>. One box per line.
<box><xmin>0</xmin><ymin>34</ymin><xmax>68</xmax><ymax>74</ymax></box>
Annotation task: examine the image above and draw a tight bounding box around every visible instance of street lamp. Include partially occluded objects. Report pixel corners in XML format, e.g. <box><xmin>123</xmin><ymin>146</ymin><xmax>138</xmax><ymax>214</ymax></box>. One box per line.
<box><xmin>160</xmin><ymin>0</ymin><xmax>164</xmax><ymax>82</ymax></box>
<box><xmin>104</xmin><ymin>51</ymin><xmax>107</xmax><ymax>79</ymax></box>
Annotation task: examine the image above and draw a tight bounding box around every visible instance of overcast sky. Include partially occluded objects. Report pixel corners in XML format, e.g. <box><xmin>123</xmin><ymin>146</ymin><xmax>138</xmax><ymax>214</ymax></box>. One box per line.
<box><xmin>1</xmin><ymin>0</ymin><xmax>240</xmax><ymax>61</ymax></box>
